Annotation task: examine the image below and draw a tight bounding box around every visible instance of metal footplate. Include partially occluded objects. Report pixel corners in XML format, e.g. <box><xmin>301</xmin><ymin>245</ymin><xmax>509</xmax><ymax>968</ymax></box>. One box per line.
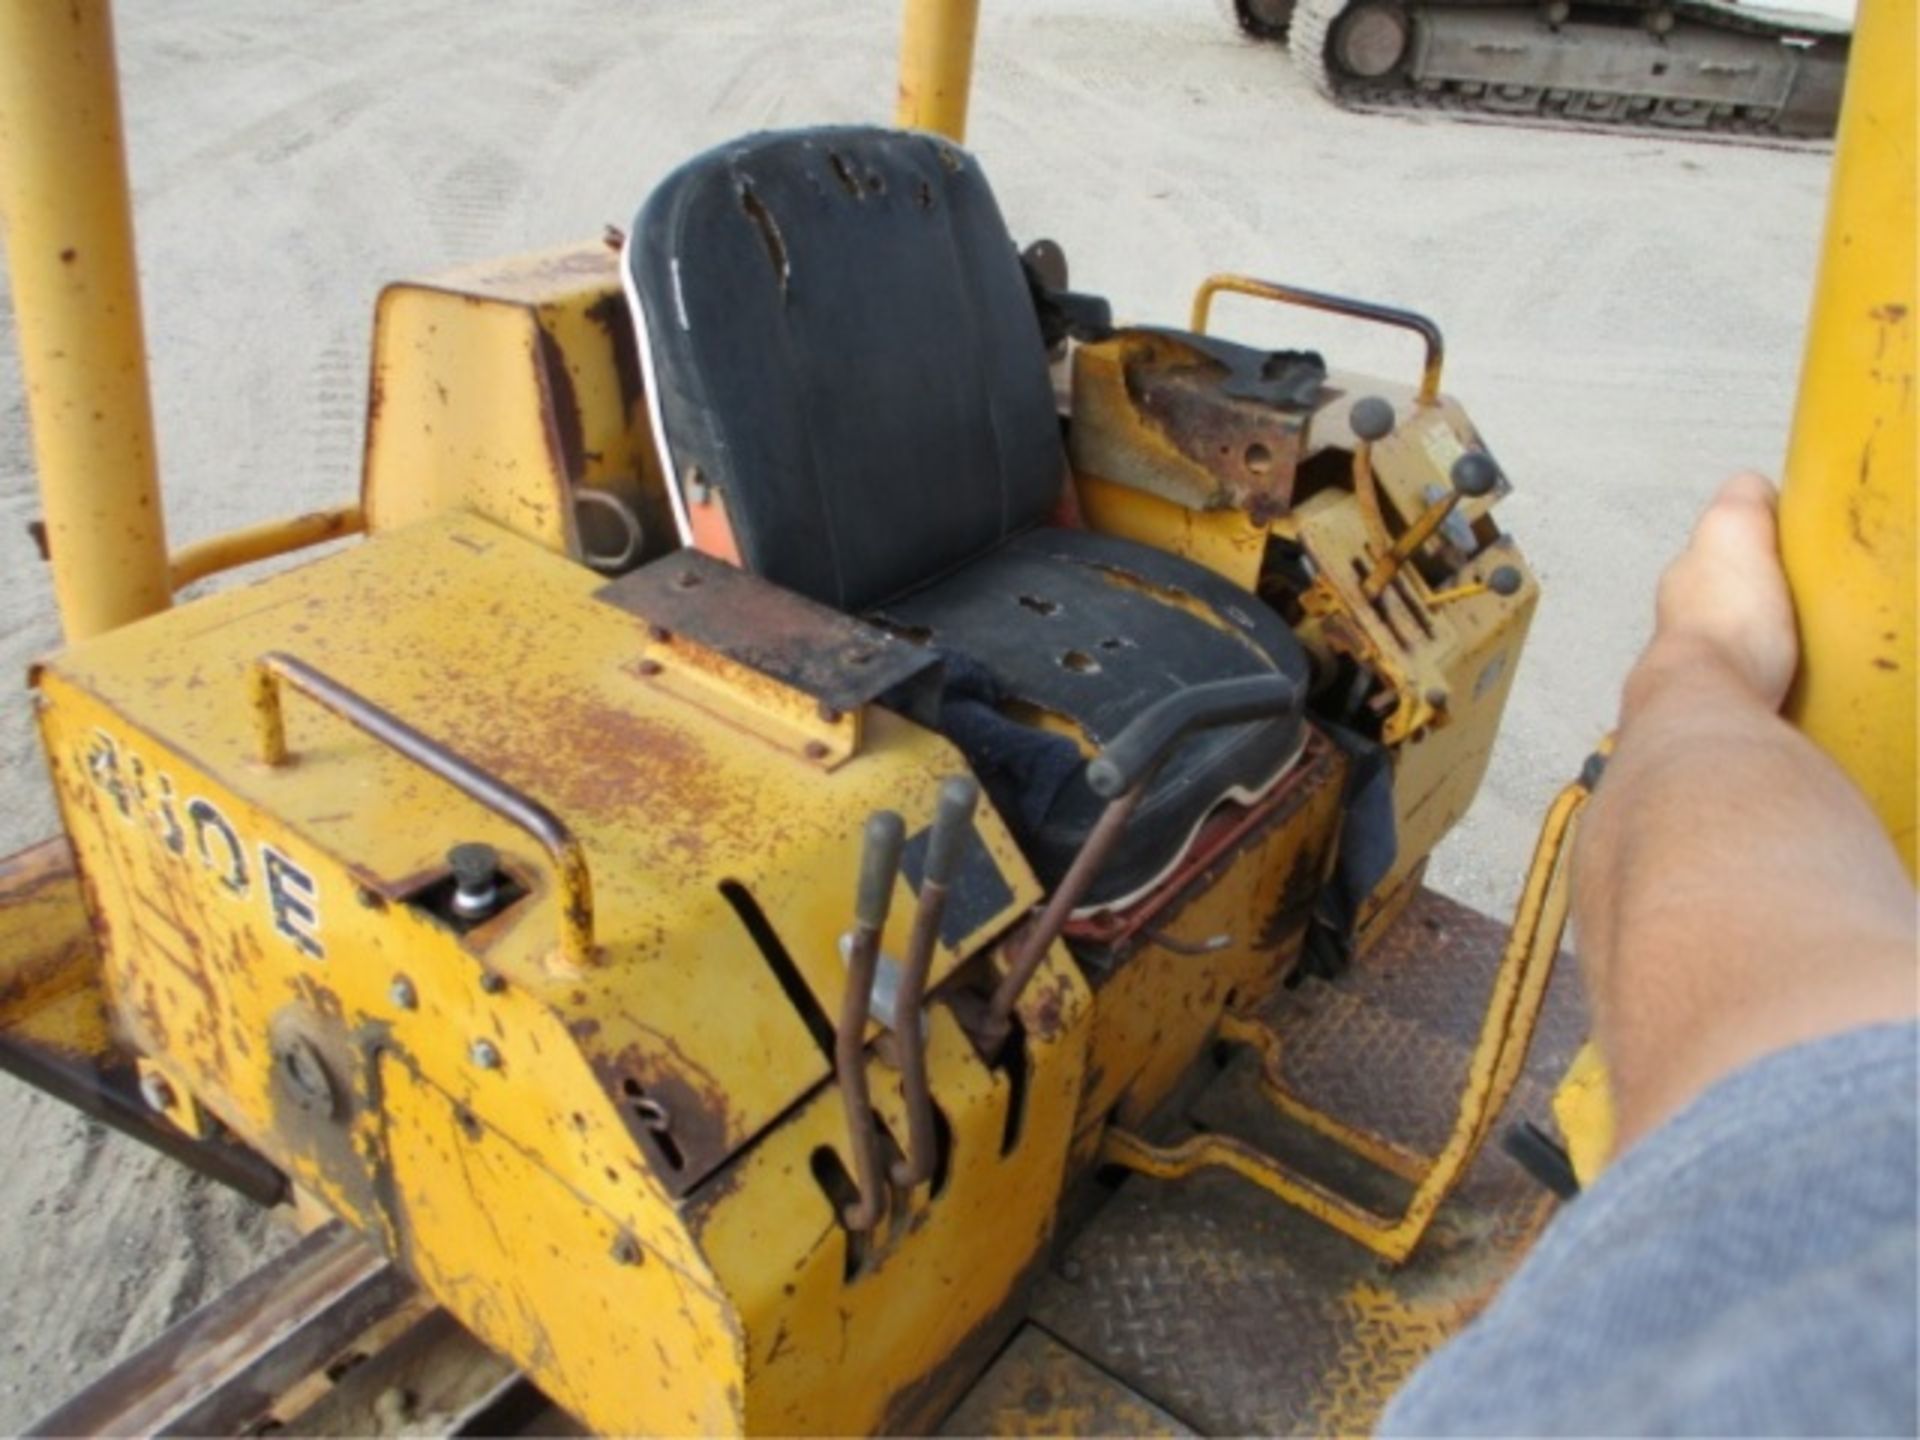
<box><xmin>954</xmin><ymin>885</ymin><xmax>1589</xmax><ymax>1436</ymax></box>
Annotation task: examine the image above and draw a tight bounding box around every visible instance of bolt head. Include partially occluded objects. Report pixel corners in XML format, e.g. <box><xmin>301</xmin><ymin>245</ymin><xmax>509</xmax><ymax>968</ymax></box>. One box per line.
<box><xmin>470</xmin><ymin>1039</ymin><xmax>502</xmax><ymax>1070</ymax></box>
<box><xmin>389</xmin><ymin>976</ymin><xmax>417</xmax><ymax>1011</ymax></box>
<box><xmin>610</xmin><ymin>1233</ymin><xmax>643</xmax><ymax>1266</ymax></box>
<box><xmin>1488</xmin><ymin>565</ymin><xmax>1524</xmax><ymax>597</ymax></box>
<box><xmin>139</xmin><ymin>1071</ymin><xmax>176</xmax><ymax>1114</ymax></box>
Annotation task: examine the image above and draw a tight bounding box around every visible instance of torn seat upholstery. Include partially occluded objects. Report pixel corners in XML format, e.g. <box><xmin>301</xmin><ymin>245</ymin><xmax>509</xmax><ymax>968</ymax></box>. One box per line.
<box><xmin>625</xmin><ymin>125</ymin><xmax>1311</xmax><ymax>909</ymax></box>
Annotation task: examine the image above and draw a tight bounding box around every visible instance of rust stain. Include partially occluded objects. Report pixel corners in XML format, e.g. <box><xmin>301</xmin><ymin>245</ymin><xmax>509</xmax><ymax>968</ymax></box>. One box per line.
<box><xmin>536</xmin><ymin>328</ymin><xmax>587</xmax><ymax>483</ymax></box>
<box><xmin>585</xmin><ymin>292</ymin><xmax>645</xmax><ymax>416</ymax></box>
<box><xmin>591</xmin><ymin>1037</ymin><xmax>735</xmax><ymax>1199</ymax></box>
<box><xmin>472</xmin><ymin>687</ymin><xmax>711</xmax><ymax>855</ymax></box>
<box><xmin>877</xmin><ymin>1246</ymin><xmax>1049</xmax><ymax>1435</ymax></box>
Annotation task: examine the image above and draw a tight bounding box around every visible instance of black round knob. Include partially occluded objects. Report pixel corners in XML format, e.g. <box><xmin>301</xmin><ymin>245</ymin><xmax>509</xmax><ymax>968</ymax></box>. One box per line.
<box><xmin>449</xmin><ymin>843</ymin><xmax>497</xmax><ymax>886</ymax></box>
<box><xmin>448</xmin><ymin>843</ymin><xmax>501</xmax><ymax>920</ymax></box>
<box><xmin>1350</xmin><ymin>396</ymin><xmax>1396</xmax><ymax>443</ymax></box>
<box><xmin>1450</xmin><ymin>451</ymin><xmax>1501</xmax><ymax>498</ymax></box>
<box><xmin>1488</xmin><ymin>565</ymin><xmax>1523</xmax><ymax>597</ymax></box>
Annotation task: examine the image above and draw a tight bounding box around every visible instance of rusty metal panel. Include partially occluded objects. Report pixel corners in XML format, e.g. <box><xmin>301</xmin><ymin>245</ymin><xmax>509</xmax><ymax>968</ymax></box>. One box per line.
<box><xmin>1070</xmin><ymin>331</ymin><xmax>1316</xmax><ymax>524</ymax></box>
<box><xmin>1026</xmin><ymin>887</ymin><xmax>1585</xmax><ymax>1437</ymax></box>
<box><xmin>598</xmin><ymin>549</ymin><xmax>945</xmax><ymax>767</ymax></box>
<box><xmin>598</xmin><ymin>552</ymin><xmax>940</xmax><ymax>720</ymax></box>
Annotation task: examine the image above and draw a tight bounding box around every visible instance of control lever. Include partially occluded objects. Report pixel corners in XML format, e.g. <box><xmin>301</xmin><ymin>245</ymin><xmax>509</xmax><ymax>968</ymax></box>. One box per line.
<box><xmin>980</xmin><ymin>675</ymin><xmax>1302</xmax><ymax>1050</ymax></box>
<box><xmin>1428</xmin><ymin>563</ymin><xmax>1524</xmax><ymax>609</ymax></box>
<box><xmin>837</xmin><ymin>809</ymin><xmax>905</xmax><ymax>1230</ymax></box>
<box><xmin>1348</xmin><ymin>395</ymin><xmax>1398</xmax><ymax>559</ymax></box>
<box><xmin>892</xmin><ymin>776</ymin><xmax>979</xmax><ymax>1189</ymax></box>
<box><xmin>1364</xmin><ymin>450</ymin><xmax>1501</xmax><ymax>599</ymax></box>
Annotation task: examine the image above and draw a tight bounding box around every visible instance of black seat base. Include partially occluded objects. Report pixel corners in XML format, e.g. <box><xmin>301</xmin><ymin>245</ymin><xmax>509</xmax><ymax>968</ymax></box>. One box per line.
<box><xmin>875</xmin><ymin>528</ymin><xmax>1311</xmax><ymax>909</ymax></box>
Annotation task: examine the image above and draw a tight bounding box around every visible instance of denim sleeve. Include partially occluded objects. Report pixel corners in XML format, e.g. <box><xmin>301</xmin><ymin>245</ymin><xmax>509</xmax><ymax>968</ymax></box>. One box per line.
<box><xmin>1378</xmin><ymin>1021</ymin><xmax>1919</xmax><ymax>1438</ymax></box>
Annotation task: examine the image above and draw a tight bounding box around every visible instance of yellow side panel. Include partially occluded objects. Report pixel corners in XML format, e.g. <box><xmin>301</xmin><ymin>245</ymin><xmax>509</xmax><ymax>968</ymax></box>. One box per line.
<box><xmin>380</xmin><ymin>1056</ymin><xmax>742</xmax><ymax>1434</ymax></box>
<box><xmin>1073</xmin><ymin>737</ymin><xmax>1346</xmax><ymax>1146</ymax></box>
<box><xmin>698</xmin><ymin>969</ymin><xmax>1092</xmax><ymax>1437</ymax></box>
<box><xmin>0</xmin><ymin>840</ymin><xmax>108</xmax><ymax>1060</ymax></box>
<box><xmin>361</xmin><ymin>244</ymin><xmax>674</xmax><ymax>568</ymax></box>
<box><xmin>1075</xmin><ymin>475</ymin><xmax>1270</xmax><ymax>591</ymax></box>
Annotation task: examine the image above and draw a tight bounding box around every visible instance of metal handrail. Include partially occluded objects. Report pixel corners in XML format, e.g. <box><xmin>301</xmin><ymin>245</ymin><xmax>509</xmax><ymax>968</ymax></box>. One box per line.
<box><xmin>1189</xmin><ymin>272</ymin><xmax>1445</xmax><ymax>406</ymax></box>
<box><xmin>248</xmin><ymin>651</ymin><xmax>595</xmax><ymax>971</ymax></box>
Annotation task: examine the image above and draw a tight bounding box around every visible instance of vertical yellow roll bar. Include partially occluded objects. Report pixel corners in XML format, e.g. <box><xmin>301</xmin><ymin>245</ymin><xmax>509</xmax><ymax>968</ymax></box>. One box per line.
<box><xmin>0</xmin><ymin>0</ymin><xmax>171</xmax><ymax>640</ymax></box>
<box><xmin>896</xmin><ymin>0</ymin><xmax>981</xmax><ymax>142</ymax></box>
<box><xmin>1779</xmin><ymin>0</ymin><xmax>1916</xmax><ymax>879</ymax></box>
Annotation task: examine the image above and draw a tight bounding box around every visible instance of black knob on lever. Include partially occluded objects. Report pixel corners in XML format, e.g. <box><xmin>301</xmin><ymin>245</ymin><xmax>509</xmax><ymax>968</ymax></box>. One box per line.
<box><xmin>855</xmin><ymin>812</ymin><xmax>907</xmax><ymax>932</ymax></box>
<box><xmin>1450</xmin><ymin>451</ymin><xmax>1501</xmax><ymax>499</ymax></box>
<box><xmin>448</xmin><ymin>843</ymin><xmax>501</xmax><ymax>921</ymax></box>
<box><xmin>1350</xmin><ymin>395</ymin><xmax>1396</xmax><ymax>443</ymax></box>
<box><xmin>1488</xmin><ymin>565</ymin><xmax>1524</xmax><ymax>597</ymax></box>
<box><xmin>923</xmin><ymin>776</ymin><xmax>980</xmax><ymax>889</ymax></box>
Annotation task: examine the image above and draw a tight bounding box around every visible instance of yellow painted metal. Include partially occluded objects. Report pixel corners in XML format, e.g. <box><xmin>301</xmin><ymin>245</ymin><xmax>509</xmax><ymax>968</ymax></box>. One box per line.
<box><xmin>1551</xmin><ymin>1041</ymin><xmax>1615</xmax><ymax>1186</ymax></box>
<box><xmin>0</xmin><ymin>839</ymin><xmax>110</xmax><ymax>1064</ymax></box>
<box><xmin>170</xmin><ymin>507</ymin><xmax>365</xmax><ymax>591</ymax></box>
<box><xmin>1100</xmin><ymin>766</ymin><xmax>1591</xmax><ymax>1263</ymax></box>
<box><xmin>1305</xmin><ymin>1282</ymin><xmax>1462</xmax><ymax>1436</ymax></box>
<box><xmin>1073</xmin><ymin>476</ymin><xmax>1271</xmax><ymax>589</ymax></box>
<box><xmin>1070</xmin><ymin>736</ymin><xmax>1348</xmax><ymax>1158</ymax></box>
<box><xmin>895</xmin><ymin>0</ymin><xmax>981</xmax><ymax>142</ymax></box>
<box><xmin>635</xmin><ymin>625</ymin><xmax>866</xmax><ymax>771</ymax></box>
<box><xmin>0</xmin><ymin>0</ymin><xmax>171</xmax><ymax>640</ymax></box>
<box><xmin>35</xmin><ymin>510</ymin><xmax>1093</xmax><ymax>1433</ymax></box>
<box><xmin>361</xmin><ymin>245</ymin><xmax>673</xmax><ymax>570</ymax></box>
<box><xmin>1779</xmin><ymin>0</ymin><xmax>1917</xmax><ymax>878</ymax></box>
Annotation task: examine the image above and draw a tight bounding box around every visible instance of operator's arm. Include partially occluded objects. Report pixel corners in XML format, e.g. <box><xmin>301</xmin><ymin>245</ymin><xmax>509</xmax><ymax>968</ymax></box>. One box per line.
<box><xmin>1379</xmin><ymin>474</ymin><xmax>1918</xmax><ymax>1438</ymax></box>
<box><xmin>1574</xmin><ymin>472</ymin><xmax>1916</xmax><ymax>1154</ymax></box>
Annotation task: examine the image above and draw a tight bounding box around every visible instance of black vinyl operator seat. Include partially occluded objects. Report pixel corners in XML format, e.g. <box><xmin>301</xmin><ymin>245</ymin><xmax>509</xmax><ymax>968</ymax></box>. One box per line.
<box><xmin>625</xmin><ymin>126</ymin><xmax>1311</xmax><ymax>909</ymax></box>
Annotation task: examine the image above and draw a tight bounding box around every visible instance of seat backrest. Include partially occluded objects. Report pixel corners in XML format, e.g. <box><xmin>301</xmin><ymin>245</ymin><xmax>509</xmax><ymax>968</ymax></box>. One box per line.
<box><xmin>625</xmin><ymin>127</ymin><xmax>1066</xmax><ymax>611</ymax></box>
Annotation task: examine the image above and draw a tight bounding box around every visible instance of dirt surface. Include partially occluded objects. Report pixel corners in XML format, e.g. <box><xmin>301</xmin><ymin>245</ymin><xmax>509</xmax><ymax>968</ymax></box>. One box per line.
<box><xmin>0</xmin><ymin>0</ymin><xmax>1830</xmax><ymax>1425</ymax></box>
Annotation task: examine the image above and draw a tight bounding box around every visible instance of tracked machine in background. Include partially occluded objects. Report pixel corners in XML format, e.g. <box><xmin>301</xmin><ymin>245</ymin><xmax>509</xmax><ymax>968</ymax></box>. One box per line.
<box><xmin>1234</xmin><ymin>0</ymin><xmax>1853</xmax><ymax>140</ymax></box>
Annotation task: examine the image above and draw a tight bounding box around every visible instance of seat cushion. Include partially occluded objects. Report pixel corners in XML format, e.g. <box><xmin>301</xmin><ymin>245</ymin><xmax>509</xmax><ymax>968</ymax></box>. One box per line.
<box><xmin>627</xmin><ymin>126</ymin><xmax>1067</xmax><ymax>611</ymax></box>
<box><xmin>875</xmin><ymin>528</ymin><xmax>1312</xmax><ymax>909</ymax></box>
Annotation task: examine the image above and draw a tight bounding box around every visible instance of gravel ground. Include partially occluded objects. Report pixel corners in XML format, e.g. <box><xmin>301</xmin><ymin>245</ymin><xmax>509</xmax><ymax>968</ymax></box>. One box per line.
<box><xmin>0</xmin><ymin>0</ymin><xmax>1830</xmax><ymax>1424</ymax></box>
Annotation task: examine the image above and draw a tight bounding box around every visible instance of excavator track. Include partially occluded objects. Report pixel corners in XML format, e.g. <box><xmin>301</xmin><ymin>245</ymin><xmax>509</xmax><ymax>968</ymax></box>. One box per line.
<box><xmin>1283</xmin><ymin>0</ymin><xmax>1849</xmax><ymax>145</ymax></box>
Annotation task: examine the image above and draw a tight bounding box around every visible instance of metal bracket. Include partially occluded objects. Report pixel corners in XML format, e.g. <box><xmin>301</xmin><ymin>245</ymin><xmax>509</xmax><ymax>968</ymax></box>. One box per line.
<box><xmin>596</xmin><ymin>551</ymin><xmax>943</xmax><ymax>769</ymax></box>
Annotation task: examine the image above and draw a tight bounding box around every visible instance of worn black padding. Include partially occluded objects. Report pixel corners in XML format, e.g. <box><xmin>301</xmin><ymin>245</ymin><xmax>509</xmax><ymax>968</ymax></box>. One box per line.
<box><xmin>629</xmin><ymin>127</ymin><xmax>1066</xmax><ymax>611</ymax></box>
<box><xmin>877</xmin><ymin>528</ymin><xmax>1310</xmax><ymax>906</ymax></box>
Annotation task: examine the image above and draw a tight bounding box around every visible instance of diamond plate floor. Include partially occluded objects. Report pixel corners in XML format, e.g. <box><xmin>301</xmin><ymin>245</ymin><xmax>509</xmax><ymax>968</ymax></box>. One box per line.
<box><xmin>960</xmin><ymin>886</ymin><xmax>1586</xmax><ymax>1437</ymax></box>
